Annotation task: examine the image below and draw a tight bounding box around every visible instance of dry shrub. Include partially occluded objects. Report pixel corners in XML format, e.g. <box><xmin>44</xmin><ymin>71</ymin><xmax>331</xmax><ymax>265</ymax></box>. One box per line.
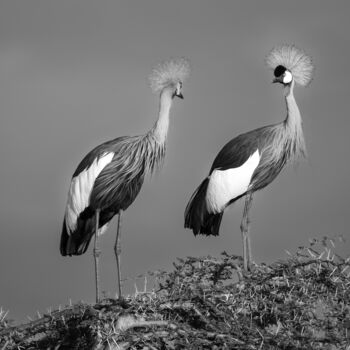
<box><xmin>1</xmin><ymin>236</ymin><xmax>349</xmax><ymax>349</ymax></box>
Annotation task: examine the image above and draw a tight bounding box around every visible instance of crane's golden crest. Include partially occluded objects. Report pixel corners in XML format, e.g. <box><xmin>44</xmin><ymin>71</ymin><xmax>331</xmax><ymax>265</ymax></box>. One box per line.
<box><xmin>266</xmin><ymin>45</ymin><xmax>314</xmax><ymax>86</ymax></box>
<box><xmin>149</xmin><ymin>57</ymin><xmax>190</xmax><ymax>93</ymax></box>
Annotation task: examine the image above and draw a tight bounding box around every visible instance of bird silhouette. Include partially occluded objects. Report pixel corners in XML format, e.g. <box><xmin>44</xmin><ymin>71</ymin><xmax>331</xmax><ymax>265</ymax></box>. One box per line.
<box><xmin>61</xmin><ymin>58</ymin><xmax>190</xmax><ymax>301</ymax></box>
<box><xmin>185</xmin><ymin>45</ymin><xmax>313</xmax><ymax>270</ymax></box>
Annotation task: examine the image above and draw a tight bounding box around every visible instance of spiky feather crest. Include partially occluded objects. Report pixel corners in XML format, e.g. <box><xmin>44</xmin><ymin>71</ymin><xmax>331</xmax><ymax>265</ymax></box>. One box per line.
<box><xmin>266</xmin><ymin>45</ymin><xmax>314</xmax><ymax>86</ymax></box>
<box><xmin>149</xmin><ymin>57</ymin><xmax>190</xmax><ymax>93</ymax></box>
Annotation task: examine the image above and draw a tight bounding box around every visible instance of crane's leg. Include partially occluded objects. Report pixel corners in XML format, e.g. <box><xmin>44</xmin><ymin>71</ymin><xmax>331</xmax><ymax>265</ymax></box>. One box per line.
<box><xmin>240</xmin><ymin>192</ymin><xmax>253</xmax><ymax>271</ymax></box>
<box><xmin>114</xmin><ymin>209</ymin><xmax>123</xmax><ymax>299</ymax></box>
<box><xmin>93</xmin><ymin>209</ymin><xmax>101</xmax><ymax>303</ymax></box>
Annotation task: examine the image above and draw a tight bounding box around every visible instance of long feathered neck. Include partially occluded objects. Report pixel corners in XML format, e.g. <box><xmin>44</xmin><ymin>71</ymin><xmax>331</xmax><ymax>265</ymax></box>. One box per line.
<box><xmin>133</xmin><ymin>87</ymin><xmax>173</xmax><ymax>176</ymax></box>
<box><xmin>150</xmin><ymin>88</ymin><xmax>173</xmax><ymax>144</ymax></box>
<box><xmin>282</xmin><ymin>80</ymin><xmax>306</xmax><ymax>159</ymax></box>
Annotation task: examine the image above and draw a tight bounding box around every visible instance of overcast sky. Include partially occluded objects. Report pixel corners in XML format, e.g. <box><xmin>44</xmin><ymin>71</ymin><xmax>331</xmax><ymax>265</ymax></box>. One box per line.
<box><xmin>1</xmin><ymin>0</ymin><xmax>349</xmax><ymax>322</ymax></box>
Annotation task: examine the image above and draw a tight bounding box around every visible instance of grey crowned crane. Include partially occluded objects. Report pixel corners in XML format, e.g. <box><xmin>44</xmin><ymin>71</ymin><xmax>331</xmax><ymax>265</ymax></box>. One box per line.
<box><xmin>185</xmin><ymin>45</ymin><xmax>313</xmax><ymax>271</ymax></box>
<box><xmin>60</xmin><ymin>58</ymin><xmax>190</xmax><ymax>302</ymax></box>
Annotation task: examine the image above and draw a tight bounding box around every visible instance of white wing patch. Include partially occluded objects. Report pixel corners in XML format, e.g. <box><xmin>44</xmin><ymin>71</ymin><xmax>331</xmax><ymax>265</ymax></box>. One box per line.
<box><xmin>206</xmin><ymin>149</ymin><xmax>260</xmax><ymax>214</ymax></box>
<box><xmin>65</xmin><ymin>152</ymin><xmax>114</xmax><ymax>234</ymax></box>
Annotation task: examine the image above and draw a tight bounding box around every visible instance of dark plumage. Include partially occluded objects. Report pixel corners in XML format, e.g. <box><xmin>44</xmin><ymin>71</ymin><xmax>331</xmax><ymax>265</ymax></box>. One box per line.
<box><xmin>60</xmin><ymin>134</ymin><xmax>163</xmax><ymax>256</ymax></box>
<box><xmin>184</xmin><ymin>178</ymin><xmax>224</xmax><ymax>236</ymax></box>
<box><xmin>185</xmin><ymin>124</ymin><xmax>292</xmax><ymax>237</ymax></box>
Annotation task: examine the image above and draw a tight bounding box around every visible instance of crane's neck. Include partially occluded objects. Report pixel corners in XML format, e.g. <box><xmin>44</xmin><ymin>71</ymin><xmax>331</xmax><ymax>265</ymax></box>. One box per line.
<box><xmin>284</xmin><ymin>81</ymin><xmax>300</xmax><ymax>127</ymax></box>
<box><xmin>283</xmin><ymin>80</ymin><xmax>306</xmax><ymax>159</ymax></box>
<box><xmin>151</xmin><ymin>88</ymin><xmax>173</xmax><ymax>144</ymax></box>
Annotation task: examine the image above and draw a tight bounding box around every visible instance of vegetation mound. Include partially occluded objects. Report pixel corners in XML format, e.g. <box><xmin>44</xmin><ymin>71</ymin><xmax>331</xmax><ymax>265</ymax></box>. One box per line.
<box><xmin>1</xmin><ymin>237</ymin><xmax>349</xmax><ymax>349</ymax></box>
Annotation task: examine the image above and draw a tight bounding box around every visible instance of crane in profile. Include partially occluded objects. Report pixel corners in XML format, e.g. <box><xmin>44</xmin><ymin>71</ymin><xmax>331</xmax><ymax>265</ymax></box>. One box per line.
<box><xmin>60</xmin><ymin>58</ymin><xmax>190</xmax><ymax>302</ymax></box>
<box><xmin>185</xmin><ymin>45</ymin><xmax>313</xmax><ymax>271</ymax></box>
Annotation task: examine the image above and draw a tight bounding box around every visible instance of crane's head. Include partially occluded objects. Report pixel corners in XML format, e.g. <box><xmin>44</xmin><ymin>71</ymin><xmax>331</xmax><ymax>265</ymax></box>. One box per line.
<box><xmin>272</xmin><ymin>65</ymin><xmax>293</xmax><ymax>85</ymax></box>
<box><xmin>266</xmin><ymin>45</ymin><xmax>314</xmax><ymax>87</ymax></box>
<box><xmin>149</xmin><ymin>57</ymin><xmax>190</xmax><ymax>99</ymax></box>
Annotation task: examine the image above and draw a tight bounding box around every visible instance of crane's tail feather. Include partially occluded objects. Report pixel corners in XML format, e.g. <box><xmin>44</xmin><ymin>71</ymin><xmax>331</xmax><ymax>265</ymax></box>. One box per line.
<box><xmin>184</xmin><ymin>178</ymin><xmax>224</xmax><ymax>236</ymax></box>
<box><xmin>60</xmin><ymin>219</ymin><xmax>94</xmax><ymax>256</ymax></box>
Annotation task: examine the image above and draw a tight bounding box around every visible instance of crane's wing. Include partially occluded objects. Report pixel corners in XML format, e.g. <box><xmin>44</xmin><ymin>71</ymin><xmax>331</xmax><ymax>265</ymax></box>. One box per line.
<box><xmin>64</xmin><ymin>151</ymin><xmax>114</xmax><ymax>235</ymax></box>
<box><xmin>205</xmin><ymin>129</ymin><xmax>263</xmax><ymax>213</ymax></box>
<box><xmin>64</xmin><ymin>136</ymin><xmax>131</xmax><ymax>234</ymax></box>
<box><xmin>210</xmin><ymin>129</ymin><xmax>262</xmax><ymax>173</ymax></box>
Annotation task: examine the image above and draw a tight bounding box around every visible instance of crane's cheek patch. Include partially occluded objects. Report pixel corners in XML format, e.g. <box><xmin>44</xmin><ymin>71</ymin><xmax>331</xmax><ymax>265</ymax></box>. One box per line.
<box><xmin>65</xmin><ymin>152</ymin><xmax>114</xmax><ymax>233</ymax></box>
<box><xmin>206</xmin><ymin>150</ymin><xmax>260</xmax><ymax>214</ymax></box>
<box><xmin>283</xmin><ymin>71</ymin><xmax>293</xmax><ymax>84</ymax></box>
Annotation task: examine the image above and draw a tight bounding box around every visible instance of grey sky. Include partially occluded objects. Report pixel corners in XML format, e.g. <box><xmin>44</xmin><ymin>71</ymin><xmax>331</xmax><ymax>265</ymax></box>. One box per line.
<box><xmin>0</xmin><ymin>0</ymin><xmax>349</xmax><ymax>322</ymax></box>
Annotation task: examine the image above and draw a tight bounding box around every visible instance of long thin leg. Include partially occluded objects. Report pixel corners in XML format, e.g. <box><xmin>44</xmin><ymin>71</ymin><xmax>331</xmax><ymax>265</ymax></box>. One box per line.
<box><xmin>93</xmin><ymin>209</ymin><xmax>101</xmax><ymax>303</ymax></box>
<box><xmin>114</xmin><ymin>209</ymin><xmax>123</xmax><ymax>299</ymax></box>
<box><xmin>240</xmin><ymin>192</ymin><xmax>253</xmax><ymax>271</ymax></box>
<box><xmin>245</xmin><ymin>193</ymin><xmax>253</xmax><ymax>268</ymax></box>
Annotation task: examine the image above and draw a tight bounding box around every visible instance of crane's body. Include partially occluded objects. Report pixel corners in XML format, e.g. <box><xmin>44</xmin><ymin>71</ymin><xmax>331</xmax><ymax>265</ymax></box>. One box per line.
<box><xmin>185</xmin><ymin>45</ymin><xmax>313</xmax><ymax>270</ymax></box>
<box><xmin>60</xmin><ymin>133</ymin><xmax>165</xmax><ymax>256</ymax></box>
<box><xmin>60</xmin><ymin>58</ymin><xmax>190</xmax><ymax>301</ymax></box>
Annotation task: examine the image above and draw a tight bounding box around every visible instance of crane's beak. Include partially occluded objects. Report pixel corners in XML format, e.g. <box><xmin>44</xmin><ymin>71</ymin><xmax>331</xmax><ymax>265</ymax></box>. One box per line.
<box><xmin>176</xmin><ymin>92</ymin><xmax>184</xmax><ymax>99</ymax></box>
